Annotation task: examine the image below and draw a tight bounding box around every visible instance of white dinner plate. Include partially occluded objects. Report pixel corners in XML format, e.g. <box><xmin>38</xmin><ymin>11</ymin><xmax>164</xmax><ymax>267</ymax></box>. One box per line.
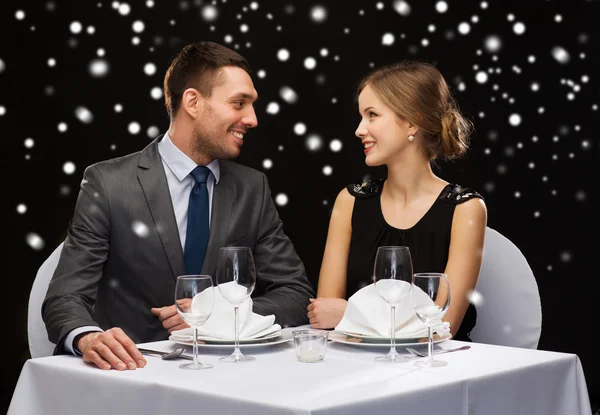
<box><xmin>329</xmin><ymin>331</ymin><xmax>452</xmax><ymax>348</ymax></box>
<box><xmin>341</xmin><ymin>331</ymin><xmax>441</xmax><ymax>342</ymax></box>
<box><xmin>169</xmin><ymin>330</ymin><xmax>293</xmax><ymax>349</ymax></box>
<box><xmin>169</xmin><ymin>330</ymin><xmax>282</xmax><ymax>344</ymax></box>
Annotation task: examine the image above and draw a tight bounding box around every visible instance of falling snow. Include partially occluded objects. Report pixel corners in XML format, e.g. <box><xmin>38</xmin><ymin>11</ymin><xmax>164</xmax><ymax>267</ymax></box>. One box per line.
<box><xmin>484</xmin><ymin>35</ymin><xmax>502</xmax><ymax>53</ymax></box>
<box><xmin>275</xmin><ymin>193</ymin><xmax>288</xmax><ymax>206</ymax></box>
<box><xmin>75</xmin><ymin>106</ymin><xmax>93</xmax><ymax>123</ymax></box>
<box><xmin>305</xmin><ymin>134</ymin><xmax>323</xmax><ymax>151</ymax></box>
<box><xmin>294</xmin><ymin>123</ymin><xmax>307</xmax><ymax>135</ymax></box>
<box><xmin>393</xmin><ymin>1</ymin><xmax>411</xmax><ymax>16</ymax></box>
<box><xmin>147</xmin><ymin>126</ymin><xmax>159</xmax><ymax>138</ymax></box>
<box><xmin>128</xmin><ymin>122</ymin><xmax>141</xmax><ymax>134</ymax></box>
<box><xmin>150</xmin><ymin>87</ymin><xmax>162</xmax><ymax>99</ymax></box>
<box><xmin>132</xmin><ymin>221</ymin><xmax>150</xmax><ymax>238</ymax></box>
<box><xmin>436</xmin><ymin>1</ymin><xmax>448</xmax><ymax>13</ymax></box>
<box><xmin>277</xmin><ymin>49</ymin><xmax>290</xmax><ymax>61</ymax></box>
<box><xmin>329</xmin><ymin>139</ymin><xmax>342</xmax><ymax>152</ymax></box>
<box><xmin>89</xmin><ymin>59</ymin><xmax>109</xmax><ymax>77</ymax></box>
<box><xmin>26</xmin><ymin>233</ymin><xmax>45</xmax><ymax>251</ymax></box>
<box><xmin>551</xmin><ymin>46</ymin><xmax>570</xmax><ymax>64</ymax></box>
<box><xmin>310</xmin><ymin>5</ymin><xmax>327</xmax><ymax>23</ymax></box>
<box><xmin>3</xmin><ymin>1</ymin><xmax>595</xmax><ymax>297</ymax></box>
<box><xmin>144</xmin><ymin>63</ymin><xmax>156</xmax><ymax>75</ymax></box>
<box><xmin>63</xmin><ymin>161</ymin><xmax>76</xmax><ymax>175</ymax></box>
<box><xmin>279</xmin><ymin>86</ymin><xmax>298</xmax><ymax>103</ymax></box>
<box><xmin>265</xmin><ymin>102</ymin><xmax>280</xmax><ymax>114</ymax></box>
<box><xmin>201</xmin><ymin>5</ymin><xmax>219</xmax><ymax>22</ymax></box>
<box><xmin>382</xmin><ymin>33</ymin><xmax>395</xmax><ymax>46</ymax></box>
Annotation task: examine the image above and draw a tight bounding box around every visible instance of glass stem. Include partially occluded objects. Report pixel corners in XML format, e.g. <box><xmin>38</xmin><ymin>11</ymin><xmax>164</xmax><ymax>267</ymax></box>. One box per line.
<box><xmin>234</xmin><ymin>305</ymin><xmax>240</xmax><ymax>353</ymax></box>
<box><xmin>427</xmin><ymin>325</ymin><xmax>433</xmax><ymax>365</ymax></box>
<box><xmin>193</xmin><ymin>327</ymin><xmax>199</xmax><ymax>364</ymax></box>
<box><xmin>390</xmin><ymin>305</ymin><xmax>396</xmax><ymax>354</ymax></box>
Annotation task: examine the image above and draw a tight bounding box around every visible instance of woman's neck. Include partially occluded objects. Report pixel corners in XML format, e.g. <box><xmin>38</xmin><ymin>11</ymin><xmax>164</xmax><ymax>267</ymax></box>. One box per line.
<box><xmin>384</xmin><ymin>158</ymin><xmax>444</xmax><ymax>204</ymax></box>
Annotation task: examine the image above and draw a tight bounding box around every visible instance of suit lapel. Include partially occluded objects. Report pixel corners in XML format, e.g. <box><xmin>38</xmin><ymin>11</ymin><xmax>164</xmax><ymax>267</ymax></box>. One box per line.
<box><xmin>138</xmin><ymin>136</ymin><xmax>185</xmax><ymax>280</ymax></box>
<box><xmin>202</xmin><ymin>165</ymin><xmax>233</xmax><ymax>277</ymax></box>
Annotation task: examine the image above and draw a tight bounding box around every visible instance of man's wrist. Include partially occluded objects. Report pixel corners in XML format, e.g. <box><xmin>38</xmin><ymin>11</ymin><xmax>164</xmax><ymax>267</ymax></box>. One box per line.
<box><xmin>65</xmin><ymin>326</ymin><xmax>103</xmax><ymax>355</ymax></box>
<box><xmin>74</xmin><ymin>332</ymin><xmax>95</xmax><ymax>353</ymax></box>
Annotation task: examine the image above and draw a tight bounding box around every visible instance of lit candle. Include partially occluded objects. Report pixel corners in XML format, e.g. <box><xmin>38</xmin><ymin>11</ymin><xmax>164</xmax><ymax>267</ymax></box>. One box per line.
<box><xmin>297</xmin><ymin>345</ymin><xmax>325</xmax><ymax>363</ymax></box>
<box><xmin>293</xmin><ymin>330</ymin><xmax>329</xmax><ymax>363</ymax></box>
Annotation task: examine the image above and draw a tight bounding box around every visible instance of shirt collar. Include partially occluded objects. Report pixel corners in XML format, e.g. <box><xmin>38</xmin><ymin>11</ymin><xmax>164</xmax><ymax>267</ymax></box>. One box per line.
<box><xmin>158</xmin><ymin>132</ymin><xmax>220</xmax><ymax>184</ymax></box>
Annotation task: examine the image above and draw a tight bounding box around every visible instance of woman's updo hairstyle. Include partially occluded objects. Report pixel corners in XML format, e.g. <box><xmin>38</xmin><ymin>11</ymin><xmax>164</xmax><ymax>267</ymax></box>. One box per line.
<box><xmin>357</xmin><ymin>60</ymin><xmax>473</xmax><ymax>160</ymax></box>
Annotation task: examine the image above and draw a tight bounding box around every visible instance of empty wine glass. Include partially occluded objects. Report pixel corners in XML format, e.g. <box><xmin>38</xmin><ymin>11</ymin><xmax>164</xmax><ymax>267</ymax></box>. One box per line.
<box><xmin>412</xmin><ymin>273</ymin><xmax>451</xmax><ymax>367</ymax></box>
<box><xmin>174</xmin><ymin>275</ymin><xmax>215</xmax><ymax>370</ymax></box>
<box><xmin>216</xmin><ymin>247</ymin><xmax>257</xmax><ymax>362</ymax></box>
<box><xmin>373</xmin><ymin>246</ymin><xmax>413</xmax><ymax>363</ymax></box>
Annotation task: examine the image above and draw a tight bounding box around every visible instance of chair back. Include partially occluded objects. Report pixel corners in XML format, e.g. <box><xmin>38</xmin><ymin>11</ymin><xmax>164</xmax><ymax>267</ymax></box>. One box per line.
<box><xmin>469</xmin><ymin>227</ymin><xmax>542</xmax><ymax>349</ymax></box>
<box><xmin>28</xmin><ymin>242</ymin><xmax>63</xmax><ymax>357</ymax></box>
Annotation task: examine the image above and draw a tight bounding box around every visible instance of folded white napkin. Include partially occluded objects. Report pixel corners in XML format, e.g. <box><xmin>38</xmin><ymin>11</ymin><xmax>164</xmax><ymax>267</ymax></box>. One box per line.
<box><xmin>335</xmin><ymin>283</ymin><xmax>449</xmax><ymax>339</ymax></box>
<box><xmin>172</xmin><ymin>282</ymin><xmax>280</xmax><ymax>340</ymax></box>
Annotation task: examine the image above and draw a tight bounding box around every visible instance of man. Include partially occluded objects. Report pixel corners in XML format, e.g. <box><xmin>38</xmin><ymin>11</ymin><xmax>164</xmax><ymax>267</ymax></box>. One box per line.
<box><xmin>42</xmin><ymin>41</ymin><xmax>314</xmax><ymax>371</ymax></box>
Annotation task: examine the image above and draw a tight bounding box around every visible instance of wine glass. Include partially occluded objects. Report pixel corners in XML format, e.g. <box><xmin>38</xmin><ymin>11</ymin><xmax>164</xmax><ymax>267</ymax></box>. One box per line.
<box><xmin>412</xmin><ymin>273</ymin><xmax>451</xmax><ymax>367</ymax></box>
<box><xmin>373</xmin><ymin>246</ymin><xmax>413</xmax><ymax>363</ymax></box>
<box><xmin>216</xmin><ymin>247</ymin><xmax>257</xmax><ymax>362</ymax></box>
<box><xmin>174</xmin><ymin>275</ymin><xmax>215</xmax><ymax>370</ymax></box>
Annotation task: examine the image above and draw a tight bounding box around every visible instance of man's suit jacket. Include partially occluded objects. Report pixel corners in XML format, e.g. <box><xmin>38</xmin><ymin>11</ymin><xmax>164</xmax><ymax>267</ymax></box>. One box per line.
<box><xmin>42</xmin><ymin>136</ymin><xmax>315</xmax><ymax>352</ymax></box>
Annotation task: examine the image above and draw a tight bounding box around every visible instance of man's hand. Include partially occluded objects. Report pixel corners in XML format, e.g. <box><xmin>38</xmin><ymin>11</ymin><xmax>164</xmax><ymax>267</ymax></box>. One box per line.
<box><xmin>307</xmin><ymin>298</ymin><xmax>348</xmax><ymax>329</ymax></box>
<box><xmin>77</xmin><ymin>328</ymin><xmax>146</xmax><ymax>371</ymax></box>
<box><xmin>151</xmin><ymin>303</ymin><xmax>190</xmax><ymax>334</ymax></box>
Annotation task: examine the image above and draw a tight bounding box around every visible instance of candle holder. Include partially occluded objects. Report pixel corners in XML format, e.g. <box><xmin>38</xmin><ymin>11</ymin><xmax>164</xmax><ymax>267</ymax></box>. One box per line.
<box><xmin>292</xmin><ymin>329</ymin><xmax>329</xmax><ymax>363</ymax></box>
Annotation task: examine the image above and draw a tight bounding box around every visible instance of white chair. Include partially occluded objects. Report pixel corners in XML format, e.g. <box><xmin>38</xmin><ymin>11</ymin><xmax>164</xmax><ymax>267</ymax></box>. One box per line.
<box><xmin>469</xmin><ymin>227</ymin><xmax>542</xmax><ymax>349</ymax></box>
<box><xmin>28</xmin><ymin>242</ymin><xmax>63</xmax><ymax>358</ymax></box>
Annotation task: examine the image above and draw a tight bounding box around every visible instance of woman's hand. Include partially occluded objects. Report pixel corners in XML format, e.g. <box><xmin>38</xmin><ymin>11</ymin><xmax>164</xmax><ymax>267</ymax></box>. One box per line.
<box><xmin>307</xmin><ymin>298</ymin><xmax>348</xmax><ymax>329</ymax></box>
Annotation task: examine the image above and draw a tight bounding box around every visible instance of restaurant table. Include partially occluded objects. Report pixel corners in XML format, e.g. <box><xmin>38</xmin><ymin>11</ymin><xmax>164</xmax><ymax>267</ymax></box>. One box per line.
<box><xmin>8</xmin><ymin>329</ymin><xmax>592</xmax><ymax>415</ymax></box>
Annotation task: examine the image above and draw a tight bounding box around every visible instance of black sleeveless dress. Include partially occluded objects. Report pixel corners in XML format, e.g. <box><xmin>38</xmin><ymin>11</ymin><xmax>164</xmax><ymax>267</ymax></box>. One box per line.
<box><xmin>345</xmin><ymin>179</ymin><xmax>483</xmax><ymax>342</ymax></box>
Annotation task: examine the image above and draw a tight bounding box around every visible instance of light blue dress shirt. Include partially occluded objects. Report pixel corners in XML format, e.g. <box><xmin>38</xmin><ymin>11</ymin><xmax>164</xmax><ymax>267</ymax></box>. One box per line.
<box><xmin>65</xmin><ymin>133</ymin><xmax>219</xmax><ymax>354</ymax></box>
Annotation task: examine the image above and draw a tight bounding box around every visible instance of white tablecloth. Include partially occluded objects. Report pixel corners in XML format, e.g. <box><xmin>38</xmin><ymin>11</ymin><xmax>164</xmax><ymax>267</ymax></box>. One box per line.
<box><xmin>9</xmin><ymin>330</ymin><xmax>592</xmax><ymax>415</ymax></box>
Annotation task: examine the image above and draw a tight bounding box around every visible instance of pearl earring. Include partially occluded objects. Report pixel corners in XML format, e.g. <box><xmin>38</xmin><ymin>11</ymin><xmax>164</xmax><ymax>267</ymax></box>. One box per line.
<box><xmin>408</xmin><ymin>135</ymin><xmax>415</xmax><ymax>142</ymax></box>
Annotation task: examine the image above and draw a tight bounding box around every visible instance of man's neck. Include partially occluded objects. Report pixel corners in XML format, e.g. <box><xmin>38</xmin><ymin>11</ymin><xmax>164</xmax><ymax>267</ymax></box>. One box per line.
<box><xmin>167</xmin><ymin>123</ymin><xmax>213</xmax><ymax>166</ymax></box>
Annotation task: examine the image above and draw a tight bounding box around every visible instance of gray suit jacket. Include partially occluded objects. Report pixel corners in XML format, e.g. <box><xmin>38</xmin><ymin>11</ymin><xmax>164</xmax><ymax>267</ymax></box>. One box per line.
<box><xmin>42</xmin><ymin>136</ymin><xmax>314</xmax><ymax>353</ymax></box>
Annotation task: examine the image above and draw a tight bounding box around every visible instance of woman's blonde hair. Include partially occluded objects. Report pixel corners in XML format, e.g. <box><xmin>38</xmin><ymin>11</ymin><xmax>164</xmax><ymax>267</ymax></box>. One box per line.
<box><xmin>357</xmin><ymin>61</ymin><xmax>473</xmax><ymax>160</ymax></box>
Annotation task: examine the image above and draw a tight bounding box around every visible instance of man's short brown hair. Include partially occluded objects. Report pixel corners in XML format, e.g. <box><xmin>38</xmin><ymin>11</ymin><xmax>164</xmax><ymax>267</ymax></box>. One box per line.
<box><xmin>163</xmin><ymin>42</ymin><xmax>251</xmax><ymax>119</ymax></box>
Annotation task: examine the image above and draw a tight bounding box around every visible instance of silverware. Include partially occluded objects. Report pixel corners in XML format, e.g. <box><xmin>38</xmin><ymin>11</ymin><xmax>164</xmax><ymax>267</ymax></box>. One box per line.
<box><xmin>405</xmin><ymin>345</ymin><xmax>471</xmax><ymax>357</ymax></box>
<box><xmin>138</xmin><ymin>348</ymin><xmax>193</xmax><ymax>360</ymax></box>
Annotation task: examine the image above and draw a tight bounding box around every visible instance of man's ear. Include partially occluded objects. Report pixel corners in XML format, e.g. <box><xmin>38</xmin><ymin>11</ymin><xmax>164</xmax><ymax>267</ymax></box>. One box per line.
<box><xmin>181</xmin><ymin>88</ymin><xmax>201</xmax><ymax>119</ymax></box>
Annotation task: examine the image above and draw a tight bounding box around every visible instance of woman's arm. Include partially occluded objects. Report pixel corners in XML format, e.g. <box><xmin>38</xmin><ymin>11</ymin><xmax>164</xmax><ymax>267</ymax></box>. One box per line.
<box><xmin>316</xmin><ymin>188</ymin><xmax>355</xmax><ymax>297</ymax></box>
<box><xmin>307</xmin><ymin>188</ymin><xmax>355</xmax><ymax>328</ymax></box>
<box><xmin>442</xmin><ymin>197</ymin><xmax>488</xmax><ymax>335</ymax></box>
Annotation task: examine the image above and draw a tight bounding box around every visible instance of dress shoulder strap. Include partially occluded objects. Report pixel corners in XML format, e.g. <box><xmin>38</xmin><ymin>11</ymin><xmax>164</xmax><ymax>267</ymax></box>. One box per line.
<box><xmin>346</xmin><ymin>179</ymin><xmax>385</xmax><ymax>199</ymax></box>
<box><xmin>438</xmin><ymin>184</ymin><xmax>484</xmax><ymax>204</ymax></box>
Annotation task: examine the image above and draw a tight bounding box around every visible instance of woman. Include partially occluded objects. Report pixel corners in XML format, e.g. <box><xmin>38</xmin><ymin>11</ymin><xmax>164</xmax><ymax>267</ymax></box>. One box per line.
<box><xmin>308</xmin><ymin>61</ymin><xmax>487</xmax><ymax>341</ymax></box>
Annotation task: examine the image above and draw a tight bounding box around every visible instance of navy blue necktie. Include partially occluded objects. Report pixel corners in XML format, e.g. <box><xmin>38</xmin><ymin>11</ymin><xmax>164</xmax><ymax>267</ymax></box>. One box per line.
<box><xmin>184</xmin><ymin>166</ymin><xmax>211</xmax><ymax>275</ymax></box>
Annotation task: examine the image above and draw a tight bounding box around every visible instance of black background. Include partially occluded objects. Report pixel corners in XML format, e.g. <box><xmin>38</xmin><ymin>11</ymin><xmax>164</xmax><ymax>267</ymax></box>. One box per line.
<box><xmin>2</xmin><ymin>0</ymin><xmax>599</xmax><ymax>412</ymax></box>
